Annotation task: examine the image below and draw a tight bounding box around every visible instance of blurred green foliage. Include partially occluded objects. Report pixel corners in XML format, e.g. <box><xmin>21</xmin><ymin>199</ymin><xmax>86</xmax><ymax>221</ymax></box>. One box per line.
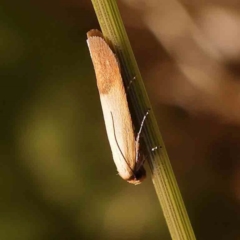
<box><xmin>1</xmin><ymin>1</ymin><xmax>240</xmax><ymax>240</ymax></box>
<box><xmin>0</xmin><ymin>1</ymin><xmax>169</xmax><ymax>240</ymax></box>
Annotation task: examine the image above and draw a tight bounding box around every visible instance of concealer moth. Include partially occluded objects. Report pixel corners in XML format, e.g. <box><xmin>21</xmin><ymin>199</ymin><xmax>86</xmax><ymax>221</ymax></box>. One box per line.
<box><xmin>87</xmin><ymin>29</ymin><xmax>147</xmax><ymax>185</ymax></box>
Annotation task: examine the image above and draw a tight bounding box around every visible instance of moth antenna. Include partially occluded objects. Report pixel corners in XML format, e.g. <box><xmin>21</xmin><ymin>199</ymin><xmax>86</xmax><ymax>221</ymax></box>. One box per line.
<box><xmin>110</xmin><ymin>112</ymin><xmax>135</xmax><ymax>175</ymax></box>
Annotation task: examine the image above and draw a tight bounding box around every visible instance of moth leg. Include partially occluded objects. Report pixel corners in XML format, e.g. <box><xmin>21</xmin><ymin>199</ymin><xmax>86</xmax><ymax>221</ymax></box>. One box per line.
<box><xmin>127</xmin><ymin>76</ymin><xmax>136</xmax><ymax>91</ymax></box>
<box><xmin>135</xmin><ymin>109</ymin><xmax>150</xmax><ymax>164</ymax></box>
<box><xmin>152</xmin><ymin>146</ymin><xmax>158</xmax><ymax>151</ymax></box>
<box><xmin>152</xmin><ymin>145</ymin><xmax>163</xmax><ymax>152</ymax></box>
<box><xmin>136</xmin><ymin>109</ymin><xmax>150</xmax><ymax>144</ymax></box>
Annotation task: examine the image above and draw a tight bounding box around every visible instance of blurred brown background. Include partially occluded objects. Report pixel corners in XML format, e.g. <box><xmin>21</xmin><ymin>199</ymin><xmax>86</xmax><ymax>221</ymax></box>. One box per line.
<box><xmin>1</xmin><ymin>0</ymin><xmax>240</xmax><ymax>239</ymax></box>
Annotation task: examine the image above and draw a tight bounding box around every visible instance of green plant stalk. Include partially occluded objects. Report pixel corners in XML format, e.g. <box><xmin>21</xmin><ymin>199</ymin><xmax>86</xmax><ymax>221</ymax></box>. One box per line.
<box><xmin>89</xmin><ymin>0</ymin><xmax>196</xmax><ymax>239</ymax></box>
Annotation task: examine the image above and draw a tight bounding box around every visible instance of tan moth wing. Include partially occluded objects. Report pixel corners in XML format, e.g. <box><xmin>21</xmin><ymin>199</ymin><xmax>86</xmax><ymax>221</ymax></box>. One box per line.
<box><xmin>87</xmin><ymin>29</ymin><xmax>145</xmax><ymax>184</ymax></box>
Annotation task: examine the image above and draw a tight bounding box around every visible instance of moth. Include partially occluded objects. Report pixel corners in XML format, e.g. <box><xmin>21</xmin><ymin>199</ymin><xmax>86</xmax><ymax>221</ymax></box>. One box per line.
<box><xmin>87</xmin><ymin>29</ymin><xmax>147</xmax><ymax>184</ymax></box>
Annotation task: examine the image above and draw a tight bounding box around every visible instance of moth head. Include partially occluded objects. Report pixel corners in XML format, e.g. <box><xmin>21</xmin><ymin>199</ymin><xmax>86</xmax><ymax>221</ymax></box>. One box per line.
<box><xmin>127</xmin><ymin>166</ymin><xmax>146</xmax><ymax>185</ymax></box>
